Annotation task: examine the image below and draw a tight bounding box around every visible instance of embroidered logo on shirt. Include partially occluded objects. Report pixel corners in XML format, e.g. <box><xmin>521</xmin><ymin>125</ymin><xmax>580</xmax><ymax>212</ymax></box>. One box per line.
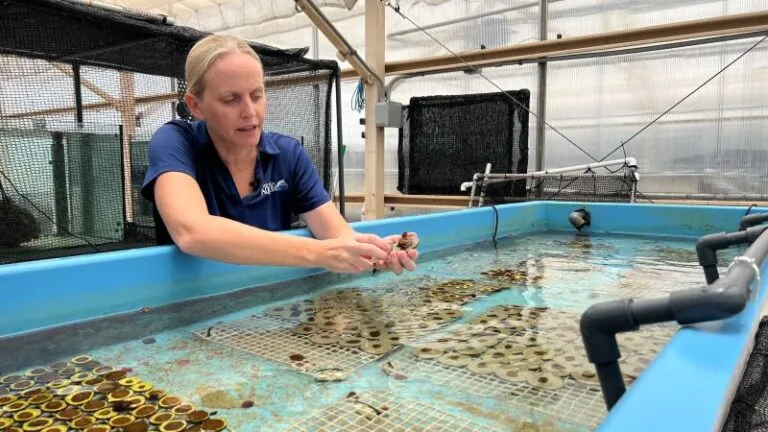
<box><xmin>261</xmin><ymin>179</ymin><xmax>288</xmax><ymax>196</ymax></box>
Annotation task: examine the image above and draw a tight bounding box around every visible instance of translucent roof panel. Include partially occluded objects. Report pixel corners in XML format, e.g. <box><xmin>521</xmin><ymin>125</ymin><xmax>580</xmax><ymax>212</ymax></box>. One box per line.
<box><xmin>97</xmin><ymin>0</ymin><xmax>365</xmax><ymax>34</ymax></box>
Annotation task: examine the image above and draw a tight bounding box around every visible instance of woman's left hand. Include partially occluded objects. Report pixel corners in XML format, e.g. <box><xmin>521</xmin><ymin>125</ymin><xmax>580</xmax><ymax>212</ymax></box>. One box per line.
<box><xmin>378</xmin><ymin>233</ymin><xmax>419</xmax><ymax>275</ymax></box>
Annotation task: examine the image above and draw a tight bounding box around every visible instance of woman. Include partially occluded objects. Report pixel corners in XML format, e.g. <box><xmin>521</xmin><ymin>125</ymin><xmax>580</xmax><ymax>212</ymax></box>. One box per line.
<box><xmin>141</xmin><ymin>34</ymin><xmax>418</xmax><ymax>275</ymax></box>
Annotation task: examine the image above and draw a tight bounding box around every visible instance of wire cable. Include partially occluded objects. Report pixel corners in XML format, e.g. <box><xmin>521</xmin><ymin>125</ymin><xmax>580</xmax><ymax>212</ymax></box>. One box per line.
<box><xmin>351</xmin><ymin>78</ymin><xmax>366</xmax><ymax>112</ymax></box>
<box><xmin>384</xmin><ymin>1</ymin><xmax>768</xmax><ymax>170</ymax></box>
<box><xmin>599</xmin><ymin>33</ymin><xmax>768</xmax><ymax>162</ymax></box>
<box><xmin>383</xmin><ymin>1</ymin><xmax>599</xmax><ymax>163</ymax></box>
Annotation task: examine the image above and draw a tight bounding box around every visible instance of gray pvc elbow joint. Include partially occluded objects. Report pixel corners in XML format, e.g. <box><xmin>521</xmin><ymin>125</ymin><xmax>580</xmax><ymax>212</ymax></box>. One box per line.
<box><xmin>740</xmin><ymin>214</ymin><xmax>768</xmax><ymax>231</ymax></box>
<box><xmin>580</xmin><ymin>299</ymin><xmax>637</xmax><ymax>364</ymax></box>
<box><xmin>696</xmin><ymin>229</ymin><xmax>760</xmax><ymax>266</ymax></box>
<box><xmin>669</xmin><ymin>280</ymin><xmax>748</xmax><ymax>325</ymax></box>
<box><xmin>695</xmin><ymin>232</ymin><xmax>726</xmax><ymax>266</ymax></box>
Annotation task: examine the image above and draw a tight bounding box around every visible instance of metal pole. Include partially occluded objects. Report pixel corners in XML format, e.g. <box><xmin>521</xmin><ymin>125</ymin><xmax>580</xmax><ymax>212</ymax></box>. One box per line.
<box><xmin>73</xmin><ymin>63</ymin><xmax>94</xmax><ymax>236</ymax></box>
<box><xmin>334</xmin><ymin>69</ymin><xmax>346</xmax><ymax>217</ymax></box>
<box><xmin>312</xmin><ymin>25</ymin><xmax>319</xmax><ymax>59</ymax></box>
<box><xmin>535</xmin><ymin>0</ymin><xmax>548</xmax><ymax>174</ymax></box>
<box><xmin>73</xmin><ymin>64</ymin><xmax>84</xmax><ymax>123</ymax></box>
<box><xmin>66</xmin><ymin>0</ymin><xmax>174</xmax><ymax>24</ymax></box>
<box><xmin>295</xmin><ymin>0</ymin><xmax>386</xmax><ymax>103</ymax></box>
<box><xmin>118</xmin><ymin>124</ymin><xmax>129</xmax><ymax>238</ymax></box>
<box><xmin>51</xmin><ymin>132</ymin><xmax>69</xmax><ymax>236</ymax></box>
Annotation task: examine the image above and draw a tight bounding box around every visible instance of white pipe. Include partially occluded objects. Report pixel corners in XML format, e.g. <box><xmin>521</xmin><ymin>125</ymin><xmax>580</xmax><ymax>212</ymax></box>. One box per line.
<box><xmin>461</xmin><ymin>173</ymin><xmax>633</xmax><ymax>192</ymax></box>
<box><xmin>530</xmin><ymin>157</ymin><xmax>637</xmax><ymax>175</ymax></box>
<box><xmin>485</xmin><ymin>172</ymin><xmax>636</xmax><ymax>182</ymax></box>
<box><xmin>66</xmin><ymin>0</ymin><xmax>175</xmax><ymax>25</ymax></box>
<box><xmin>460</xmin><ymin>158</ymin><xmax>638</xmax><ymax>192</ymax></box>
<box><xmin>478</xmin><ymin>163</ymin><xmax>492</xmax><ymax>207</ymax></box>
<box><xmin>467</xmin><ymin>163</ymin><xmax>490</xmax><ymax>207</ymax></box>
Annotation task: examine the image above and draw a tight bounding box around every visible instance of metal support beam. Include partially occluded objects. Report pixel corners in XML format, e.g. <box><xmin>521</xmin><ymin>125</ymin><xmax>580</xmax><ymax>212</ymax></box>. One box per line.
<box><xmin>10</xmin><ymin>12</ymin><xmax>766</xmax><ymax>120</ymax></box>
<box><xmin>312</xmin><ymin>25</ymin><xmax>319</xmax><ymax>59</ymax></box>
<box><xmin>51</xmin><ymin>132</ymin><xmax>69</xmax><ymax>236</ymax></box>
<box><xmin>334</xmin><ymin>70</ymin><xmax>346</xmax><ymax>217</ymax></box>
<box><xmin>118</xmin><ymin>72</ymin><xmax>136</xmax><ymax>224</ymax></box>
<box><xmin>72</xmin><ymin>64</ymin><xmax>84</xmax><ymax>123</ymax></box>
<box><xmin>362</xmin><ymin>0</ymin><xmax>385</xmax><ymax>220</ymax></box>
<box><xmin>341</xmin><ymin>10</ymin><xmax>768</xmax><ymax>80</ymax></box>
<box><xmin>535</xmin><ymin>0</ymin><xmax>548</xmax><ymax>174</ymax></box>
<box><xmin>72</xmin><ymin>63</ymin><xmax>95</xmax><ymax>235</ymax></box>
<box><xmin>294</xmin><ymin>0</ymin><xmax>385</xmax><ymax>101</ymax></box>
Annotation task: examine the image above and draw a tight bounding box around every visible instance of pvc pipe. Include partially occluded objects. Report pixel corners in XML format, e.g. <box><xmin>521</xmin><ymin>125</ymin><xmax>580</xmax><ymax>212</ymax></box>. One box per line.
<box><xmin>67</xmin><ymin>0</ymin><xmax>175</xmax><ymax>25</ymax></box>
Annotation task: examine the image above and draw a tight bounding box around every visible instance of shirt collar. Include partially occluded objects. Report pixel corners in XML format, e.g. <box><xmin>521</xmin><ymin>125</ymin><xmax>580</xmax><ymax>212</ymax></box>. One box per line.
<box><xmin>258</xmin><ymin>131</ymin><xmax>281</xmax><ymax>155</ymax></box>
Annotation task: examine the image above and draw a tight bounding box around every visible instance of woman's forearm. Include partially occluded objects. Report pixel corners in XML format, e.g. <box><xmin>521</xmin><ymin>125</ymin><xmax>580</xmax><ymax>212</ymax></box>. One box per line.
<box><xmin>176</xmin><ymin>215</ymin><xmax>321</xmax><ymax>267</ymax></box>
<box><xmin>301</xmin><ymin>201</ymin><xmax>357</xmax><ymax>240</ymax></box>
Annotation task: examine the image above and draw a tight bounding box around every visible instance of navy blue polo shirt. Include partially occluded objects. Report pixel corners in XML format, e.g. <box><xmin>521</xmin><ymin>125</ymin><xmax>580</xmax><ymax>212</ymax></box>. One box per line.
<box><xmin>141</xmin><ymin>119</ymin><xmax>330</xmax><ymax>244</ymax></box>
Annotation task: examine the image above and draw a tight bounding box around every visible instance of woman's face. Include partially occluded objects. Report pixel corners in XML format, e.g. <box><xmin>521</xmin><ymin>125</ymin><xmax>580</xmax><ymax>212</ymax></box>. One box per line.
<box><xmin>186</xmin><ymin>52</ymin><xmax>266</xmax><ymax>150</ymax></box>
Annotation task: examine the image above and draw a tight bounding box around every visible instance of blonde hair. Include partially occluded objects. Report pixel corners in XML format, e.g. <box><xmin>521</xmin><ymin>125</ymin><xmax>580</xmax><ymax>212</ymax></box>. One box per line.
<box><xmin>185</xmin><ymin>34</ymin><xmax>264</xmax><ymax>97</ymax></box>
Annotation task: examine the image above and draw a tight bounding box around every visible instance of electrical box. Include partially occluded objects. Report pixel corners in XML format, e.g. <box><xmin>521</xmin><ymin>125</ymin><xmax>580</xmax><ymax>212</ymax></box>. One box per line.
<box><xmin>374</xmin><ymin>101</ymin><xmax>403</xmax><ymax>128</ymax></box>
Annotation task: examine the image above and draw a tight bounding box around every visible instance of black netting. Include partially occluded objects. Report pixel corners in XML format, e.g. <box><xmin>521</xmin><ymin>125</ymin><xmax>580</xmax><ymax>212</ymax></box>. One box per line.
<box><xmin>0</xmin><ymin>0</ymin><xmax>341</xmax><ymax>264</ymax></box>
<box><xmin>397</xmin><ymin>90</ymin><xmax>530</xmax><ymax>196</ymax></box>
<box><xmin>722</xmin><ymin>315</ymin><xmax>768</xmax><ymax>432</ymax></box>
<box><xmin>263</xmin><ymin>72</ymin><xmax>336</xmax><ymax>229</ymax></box>
<box><xmin>262</xmin><ymin>72</ymin><xmax>335</xmax><ymax>199</ymax></box>
<box><xmin>0</xmin><ymin>0</ymin><xmax>315</xmax><ymax>77</ymax></box>
<box><xmin>476</xmin><ymin>165</ymin><xmax>639</xmax><ymax>205</ymax></box>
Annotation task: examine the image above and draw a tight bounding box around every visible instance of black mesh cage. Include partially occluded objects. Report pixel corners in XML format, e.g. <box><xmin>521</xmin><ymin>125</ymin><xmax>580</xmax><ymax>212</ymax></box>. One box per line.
<box><xmin>0</xmin><ymin>0</ymin><xmax>341</xmax><ymax>264</ymax></box>
<box><xmin>397</xmin><ymin>90</ymin><xmax>530</xmax><ymax>196</ymax></box>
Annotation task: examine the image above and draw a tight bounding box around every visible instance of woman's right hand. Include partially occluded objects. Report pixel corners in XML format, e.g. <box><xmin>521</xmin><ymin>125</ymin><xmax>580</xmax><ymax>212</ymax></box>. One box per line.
<box><xmin>313</xmin><ymin>234</ymin><xmax>391</xmax><ymax>273</ymax></box>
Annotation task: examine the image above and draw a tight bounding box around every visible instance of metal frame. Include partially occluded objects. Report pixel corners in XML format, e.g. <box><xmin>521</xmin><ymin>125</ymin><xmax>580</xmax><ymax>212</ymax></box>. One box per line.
<box><xmin>461</xmin><ymin>157</ymin><xmax>639</xmax><ymax>207</ymax></box>
<box><xmin>536</xmin><ymin>0</ymin><xmax>548</xmax><ymax>173</ymax></box>
<box><xmin>341</xmin><ymin>11</ymin><xmax>768</xmax><ymax>80</ymax></box>
<box><xmin>295</xmin><ymin>0</ymin><xmax>386</xmax><ymax>219</ymax></box>
<box><xmin>334</xmin><ymin>69</ymin><xmax>346</xmax><ymax>217</ymax></box>
<box><xmin>294</xmin><ymin>0</ymin><xmax>385</xmax><ymax>101</ymax></box>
